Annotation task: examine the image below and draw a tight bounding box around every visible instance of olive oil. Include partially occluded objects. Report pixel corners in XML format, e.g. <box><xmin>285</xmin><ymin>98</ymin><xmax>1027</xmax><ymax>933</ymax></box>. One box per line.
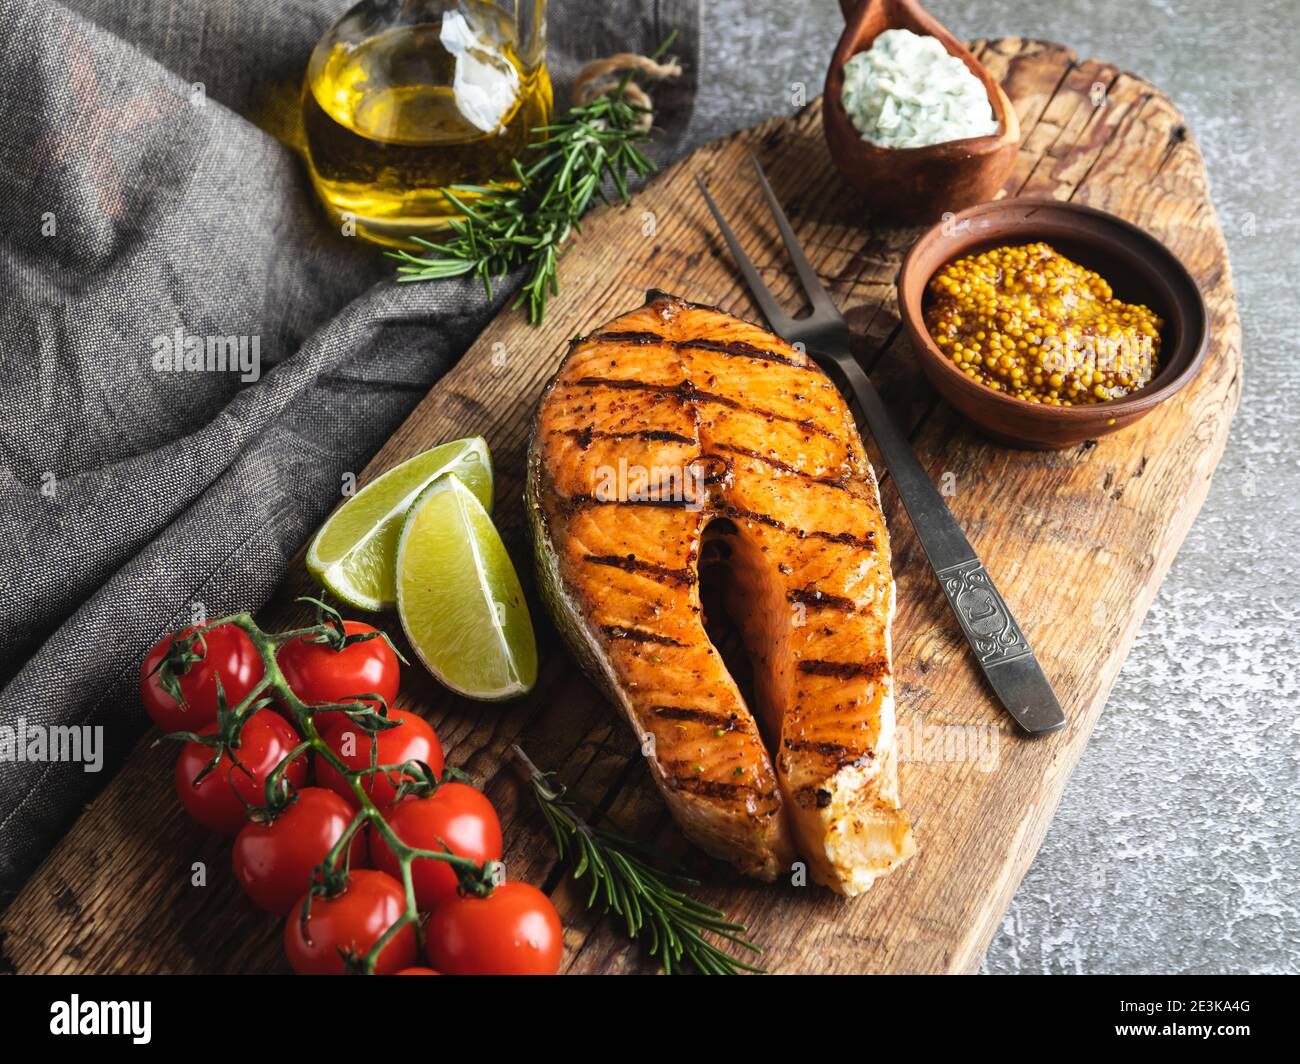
<box><xmin>302</xmin><ymin>2</ymin><xmax>552</xmax><ymax>248</ymax></box>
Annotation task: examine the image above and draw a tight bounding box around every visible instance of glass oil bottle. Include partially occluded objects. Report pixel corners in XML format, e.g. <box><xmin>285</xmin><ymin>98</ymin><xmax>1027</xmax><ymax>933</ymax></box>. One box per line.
<box><xmin>302</xmin><ymin>0</ymin><xmax>551</xmax><ymax>248</ymax></box>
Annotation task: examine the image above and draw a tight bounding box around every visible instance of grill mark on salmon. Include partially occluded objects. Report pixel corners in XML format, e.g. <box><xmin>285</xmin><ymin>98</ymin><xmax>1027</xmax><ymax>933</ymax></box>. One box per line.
<box><xmin>667</xmin><ymin>774</ymin><xmax>762</xmax><ymax>801</ymax></box>
<box><xmin>570</xmin><ymin>377</ymin><xmax>840</xmax><ymax>442</ymax></box>
<box><xmin>788</xmin><ymin>588</ymin><xmax>858</xmax><ymax>612</ymax></box>
<box><xmin>571</xmin><ymin>376</ymin><xmax>684</xmax><ymax>397</ymax></box>
<box><xmin>720</xmin><ymin>506</ymin><xmax>877</xmax><ymax>553</ymax></box>
<box><xmin>529</xmin><ymin>294</ymin><xmax>915</xmax><ymax>894</ymax></box>
<box><xmin>651</xmin><ymin>706</ymin><xmax>744</xmax><ymax>729</ymax></box>
<box><xmin>583</xmin><ymin>554</ymin><xmax>697</xmax><ymax>586</ymax></box>
<box><xmin>719</xmin><ymin>504</ymin><xmax>787</xmax><ymax>533</ymax></box>
<box><xmin>552</xmin><ymin>427</ymin><xmax>696</xmax><ymax>447</ymax></box>
<box><xmin>587</xmin><ymin>331</ymin><xmax>812</xmax><ymax>370</ymax></box>
<box><xmin>590</xmin><ymin>330</ymin><xmax>666</xmax><ymax>345</ymax></box>
<box><xmin>677</xmin><ymin>337</ymin><xmax>808</xmax><ymax>368</ymax></box>
<box><xmin>560</xmin><ymin>494</ymin><xmax>699</xmax><ymax>515</ymax></box>
<box><xmin>797</xmin><ymin>658</ymin><xmax>890</xmax><ymax>681</ymax></box>
<box><xmin>809</xmin><ymin>528</ymin><xmax>876</xmax><ymax>551</ymax></box>
<box><xmin>785</xmin><ymin>739</ymin><xmax>874</xmax><ymax>768</ymax></box>
<box><xmin>602</xmin><ymin>625</ymin><xmax>685</xmax><ymax>646</ymax></box>
<box><xmin>565</xmin><ymin>493</ymin><xmax>872</xmax><ymax>552</ymax></box>
<box><xmin>715</xmin><ymin>442</ymin><xmax>855</xmax><ymax>492</ymax></box>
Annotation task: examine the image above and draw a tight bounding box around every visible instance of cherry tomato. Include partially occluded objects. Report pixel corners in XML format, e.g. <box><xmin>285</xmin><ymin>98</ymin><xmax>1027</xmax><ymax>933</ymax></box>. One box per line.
<box><xmin>394</xmin><ymin>967</ymin><xmax>441</xmax><ymax>975</ymax></box>
<box><xmin>315</xmin><ymin>712</ymin><xmax>444</xmax><ymax>808</ymax></box>
<box><xmin>174</xmin><ymin>710</ymin><xmax>307</xmax><ymax>835</ymax></box>
<box><xmin>233</xmin><ymin>787</ymin><xmax>368</xmax><ymax>915</ymax></box>
<box><xmin>425</xmin><ymin>881</ymin><xmax>563</xmax><ymax>975</ymax></box>
<box><xmin>140</xmin><ymin>624</ymin><xmax>263</xmax><ymax>733</ymax></box>
<box><xmin>278</xmin><ymin>621</ymin><xmax>400</xmax><ymax>733</ymax></box>
<box><xmin>371</xmin><ymin>784</ymin><xmax>503</xmax><ymax>911</ymax></box>
<box><xmin>284</xmin><ymin>869</ymin><xmax>416</xmax><ymax>975</ymax></box>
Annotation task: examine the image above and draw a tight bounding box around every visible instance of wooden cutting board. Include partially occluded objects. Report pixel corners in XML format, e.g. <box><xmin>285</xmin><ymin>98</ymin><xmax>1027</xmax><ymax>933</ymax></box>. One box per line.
<box><xmin>0</xmin><ymin>39</ymin><xmax>1240</xmax><ymax>975</ymax></box>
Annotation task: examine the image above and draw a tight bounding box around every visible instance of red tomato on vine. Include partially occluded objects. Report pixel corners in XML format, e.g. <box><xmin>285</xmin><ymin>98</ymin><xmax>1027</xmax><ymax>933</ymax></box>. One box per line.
<box><xmin>426</xmin><ymin>881</ymin><xmax>563</xmax><ymax>975</ymax></box>
<box><xmin>371</xmin><ymin>783</ymin><xmax>503</xmax><ymax>911</ymax></box>
<box><xmin>174</xmin><ymin>709</ymin><xmax>306</xmax><ymax>835</ymax></box>
<box><xmin>233</xmin><ymin>787</ymin><xmax>368</xmax><ymax>915</ymax></box>
<box><xmin>284</xmin><ymin>869</ymin><xmax>417</xmax><ymax>975</ymax></box>
<box><xmin>140</xmin><ymin>623</ymin><xmax>263</xmax><ymax>733</ymax></box>
<box><xmin>278</xmin><ymin>621</ymin><xmax>400</xmax><ymax>733</ymax></box>
<box><xmin>315</xmin><ymin>712</ymin><xmax>444</xmax><ymax>808</ymax></box>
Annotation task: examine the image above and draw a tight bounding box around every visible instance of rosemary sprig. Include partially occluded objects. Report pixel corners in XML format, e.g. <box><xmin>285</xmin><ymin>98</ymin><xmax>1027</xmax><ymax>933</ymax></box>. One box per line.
<box><xmin>390</xmin><ymin>35</ymin><xmax>676</xmax><ymax>324</ymax></box>
<box><xmin>512</xmin><ymin>745</ymin><xmax>765</xmax><ymax>975</ymax></box>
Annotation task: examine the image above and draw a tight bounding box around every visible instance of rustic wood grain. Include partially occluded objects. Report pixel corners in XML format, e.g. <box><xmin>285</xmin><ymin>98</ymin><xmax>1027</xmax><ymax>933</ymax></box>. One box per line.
<box><xmin>0</xmin><ymin>40</ymin><xmax>1241</xmax><ymax>975</ymax></box>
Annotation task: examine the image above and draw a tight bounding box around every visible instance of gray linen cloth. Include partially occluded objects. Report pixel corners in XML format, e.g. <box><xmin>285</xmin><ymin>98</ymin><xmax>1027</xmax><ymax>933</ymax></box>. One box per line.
<box><xmin>0</xmin><ymin>0</ymin><xmax>699</xmax><ymax>893</ymax></box>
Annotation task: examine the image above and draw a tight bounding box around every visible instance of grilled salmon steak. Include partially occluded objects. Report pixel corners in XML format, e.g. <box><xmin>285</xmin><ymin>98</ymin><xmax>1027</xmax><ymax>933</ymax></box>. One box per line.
<box><xmin>527</xmin><ymin>294</ymin><xmax>916</xmax><ymax>895</ymax></box>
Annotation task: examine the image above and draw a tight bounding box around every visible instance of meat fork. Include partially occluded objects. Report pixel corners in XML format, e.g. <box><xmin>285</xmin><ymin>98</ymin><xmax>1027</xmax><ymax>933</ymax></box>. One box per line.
<box><xmin>696</xmin><ymin>157</ymin><xmax>1065</xmax><ymax>735</ymax></box>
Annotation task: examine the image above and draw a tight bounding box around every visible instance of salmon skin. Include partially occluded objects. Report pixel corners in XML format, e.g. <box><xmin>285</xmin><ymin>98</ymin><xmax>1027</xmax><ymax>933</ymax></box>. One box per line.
<box><xmin>526</xmin><ymin>294</ymin><xmax>915</xmax><ymax>895</ymax></box>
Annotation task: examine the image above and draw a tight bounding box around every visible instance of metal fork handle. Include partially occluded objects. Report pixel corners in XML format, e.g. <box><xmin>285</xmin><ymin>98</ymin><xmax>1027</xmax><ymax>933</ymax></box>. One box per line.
<box><xmin>834</xmin><ymin>354</ymin><xmax>1066</xmax><ymax>735</ymax></box>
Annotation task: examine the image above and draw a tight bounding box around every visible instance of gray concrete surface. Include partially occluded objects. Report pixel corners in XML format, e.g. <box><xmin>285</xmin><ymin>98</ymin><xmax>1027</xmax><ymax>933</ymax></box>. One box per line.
<box><xmin>690</xmin><ymin>0</ymin><xmax>1299</xmax><ymax>974</ymax></box>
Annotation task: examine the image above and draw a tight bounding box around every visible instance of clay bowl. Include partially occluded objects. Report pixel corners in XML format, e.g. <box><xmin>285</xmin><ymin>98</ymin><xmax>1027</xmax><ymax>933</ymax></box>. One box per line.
<box><xmin>823</xmin><ymin>0</ymin><xmax>1019</xmax><ymax>224</ymax></box>
<box><xmin>897</xmin><ymin>197</ymin><xmax>1210</xmax><ymax>449</ymax></box>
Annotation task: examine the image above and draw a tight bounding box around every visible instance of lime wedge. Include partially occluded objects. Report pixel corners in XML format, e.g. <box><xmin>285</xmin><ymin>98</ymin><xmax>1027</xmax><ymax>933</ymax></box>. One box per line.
<box><xmin>307</xmin><ymin>438</ymin><xmax>493</xmax><ymax>611</ymax></box>
<box><xmin>396</xmin><ymin>475</ymin><xmax>537</xmax><ymax>700</ymax></box>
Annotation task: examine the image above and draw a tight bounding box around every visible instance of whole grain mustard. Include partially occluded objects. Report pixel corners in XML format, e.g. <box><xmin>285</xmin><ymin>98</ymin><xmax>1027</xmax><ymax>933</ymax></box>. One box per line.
<box><xmin>924</xmin><ymin>242</ymin><xmax>1162</xmax><ymax>405</ymax></box>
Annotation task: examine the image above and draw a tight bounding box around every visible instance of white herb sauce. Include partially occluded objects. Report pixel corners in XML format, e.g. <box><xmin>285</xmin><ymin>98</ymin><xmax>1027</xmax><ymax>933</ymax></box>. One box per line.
<box><xmin>841</xmin><ymin>29</ymin><xmax>998</xmax><ymax>149</ymax></box>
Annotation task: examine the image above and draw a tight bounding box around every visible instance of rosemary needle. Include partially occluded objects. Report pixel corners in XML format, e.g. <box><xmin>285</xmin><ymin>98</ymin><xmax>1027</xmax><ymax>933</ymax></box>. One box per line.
<box><xmin>390</xmin><ymin>39</ymin><xmax>673</xmax><ymax>325</ymax></box>
<box><xmin>512</xmin><ymin>745</ymin><xmax>765</xmax><ymax>975</ymax></box>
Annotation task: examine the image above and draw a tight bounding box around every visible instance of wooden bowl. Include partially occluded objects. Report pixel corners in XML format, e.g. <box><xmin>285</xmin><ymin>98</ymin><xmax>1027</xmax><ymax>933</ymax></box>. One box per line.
<box><xmin>897</xmin><ymin>197</ymin><xmax>1211</xmax><ymax>449</ymax></box>
<box><xmin>822</xmin><ymin>0</ymin><xmax>1019</xmax><ymax>224</ymax></box>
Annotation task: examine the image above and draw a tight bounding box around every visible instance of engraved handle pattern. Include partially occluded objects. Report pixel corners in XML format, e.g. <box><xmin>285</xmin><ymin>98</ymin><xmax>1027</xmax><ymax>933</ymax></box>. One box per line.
<box><xmin>935</xmin><ymin>559</ymin><xmax>1032</xmax><ymax>667</ymax></box>
<box><xmin>827</xmin><ymin>346</ymin><xmax>1062</xmax><ymax>730</ymax></box>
